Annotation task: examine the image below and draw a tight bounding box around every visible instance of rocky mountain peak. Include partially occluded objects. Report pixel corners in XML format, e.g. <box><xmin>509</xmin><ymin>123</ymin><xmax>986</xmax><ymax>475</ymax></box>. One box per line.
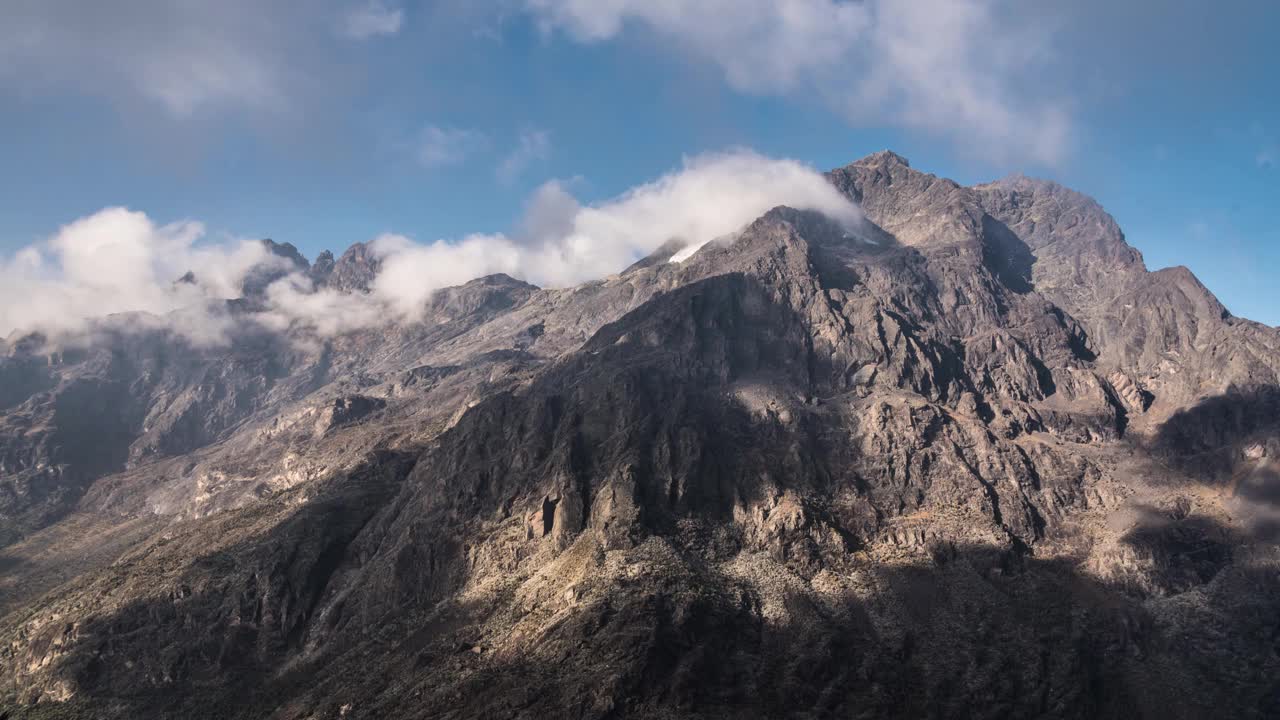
<box><xmin>310</xmin><ymin>249</ymin><xmax>336</xmax><ymax>285</ymax></box>
<box><xmin>318</xmin><ymin>241</ymin><xmax>382</xmax><ymax>293</ymax></box>
<box><xmin>424</xmin><ymin>273</ymin><xmax>539</xmax><ymax>324</ymax></box>
<box><xmin>238</xmin><ymin>239</ymin><xmax>312</xmax><ymax>297</ymax></box>
<box><xmin>623</xmin><ymin>237</ymin><xmax>691</xmax><ymax>272</ymax></box>
<box><xmin>854</xmin><ymin>149</ymin><xmax>911</xmax><ymax>168</ymax></box>
<box><xmin>1</xmin><ymin>152</ymin><xmax>1278</xmax><ymax>719</ymax></box>
<box><xmin>259</xmin><ymin>238</ymin><xmax>310</xmax><ymax>270</ymax></box>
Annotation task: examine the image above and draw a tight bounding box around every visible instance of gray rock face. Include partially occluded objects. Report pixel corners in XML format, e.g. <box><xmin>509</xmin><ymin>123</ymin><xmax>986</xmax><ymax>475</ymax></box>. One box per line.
<box><xmin>316</xmin><ymin>241</ymin><xmax>381</xmax><ymax>293</ymax></box>
<box><xmin>310</xmin><ymin>250</ymin><xmax>337</xmax><ymax>285</ymax></box>
<box><xmin>241</xmin><ymin>239</ymin><xmax>312</xmax><ymax>297</ymax></box>
<box><xmin>1</xmin><ymin>152</ymin><xmax>1279</xmax><ymax>719</ymax></box>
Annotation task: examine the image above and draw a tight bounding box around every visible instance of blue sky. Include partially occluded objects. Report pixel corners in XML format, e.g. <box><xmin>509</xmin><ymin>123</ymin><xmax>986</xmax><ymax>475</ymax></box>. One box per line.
<box><xmin>2</xmin><ymin>1</ymin><xmax>1277</xmax><ymax>325</ymax></box>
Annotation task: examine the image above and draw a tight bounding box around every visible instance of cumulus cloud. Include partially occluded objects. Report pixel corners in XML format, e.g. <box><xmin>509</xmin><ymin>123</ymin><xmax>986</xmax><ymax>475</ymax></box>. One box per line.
<box><xmin>418</xmin><ymin>125</ymin><xmax>489</xmax><ymax>168</ymax></box>
<box><xmin>341</xmin><ymin>1</ymin><xmax>405</xmax><ymax>40</ymax></box>
<box><xmin>1</xmin><ymin>150</ymin><xmax>860</xmax><ymax>344</ymax></box>
<box><xmin>523</xmin><ymin>0</ymin><xmax>1071</xmax><ymax>165</ymax></box>
<box><xmin>512</xmin><ymin>149</ymin><xmax>861</xmax><ymax>284</ymax></box>
<box><xmin>261</xmin><ymin>149</ymin><xmax>859</xmax><ymax>332</ymax></box>
<box><xmin>497</xmin><ymin>129</ymin><xmax>553</xmax><ymax>183</ymax></box>
<box><xmin>0</xmin><ymin>208</ymin><xmax>275</xmax><ymax>345</ymax></box>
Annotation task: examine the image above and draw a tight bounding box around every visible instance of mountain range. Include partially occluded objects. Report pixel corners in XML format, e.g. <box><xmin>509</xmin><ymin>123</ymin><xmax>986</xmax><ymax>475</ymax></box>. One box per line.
<box><xmin>1</xmin><ymin>151</ymin><xmax>1278</xmax><ymax>719</ymax></box>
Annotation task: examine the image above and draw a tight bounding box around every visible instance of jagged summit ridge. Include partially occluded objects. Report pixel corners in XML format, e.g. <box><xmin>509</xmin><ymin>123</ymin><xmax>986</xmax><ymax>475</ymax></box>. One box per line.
<box><xmin>0</xmin><ymin>151</ymin><xmax>1277</xmax><ymax>719</ymax></box>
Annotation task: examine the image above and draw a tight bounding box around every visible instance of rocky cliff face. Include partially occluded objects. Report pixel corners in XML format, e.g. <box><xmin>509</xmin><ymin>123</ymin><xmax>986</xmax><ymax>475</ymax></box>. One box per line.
<box><xmin>1</xmin><ymin>152</ymin><xmax>1278</xmax><ymax>719</ymax></box>
<box><xmin>313</xmin><ymin>242</ymin><xmax>382</xmax><ymax>293</ymax></box>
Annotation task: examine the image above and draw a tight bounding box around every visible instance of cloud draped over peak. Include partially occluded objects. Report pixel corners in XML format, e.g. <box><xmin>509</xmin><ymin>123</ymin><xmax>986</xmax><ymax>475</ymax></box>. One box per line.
<box><xmin>267</xmin><ymin>149</ymin><xmax>861</xmax><ymax>332</ymax></box>
<box><xmin>0</xmin><ymin>208</ymin><xmax>274</xmax><ymax>345</ymax></box>
<box><xmin>0</xmin><ymin>150</ymin><xmax>860</xmax><ymax>344</ymax></box>
<box><xmin>396</xmin><ymin>149</ymin><xmax>860</xmax><ymax>300</ymax></box>
<box><xmin>524</xmin><ymin>0</ymin><xmax>1071</xmax><ymax>165</ymax></box>
<box><xmin>509</xmin><ymin>149</ymin><xmax>862</xmax><ymax>286</ymax></box>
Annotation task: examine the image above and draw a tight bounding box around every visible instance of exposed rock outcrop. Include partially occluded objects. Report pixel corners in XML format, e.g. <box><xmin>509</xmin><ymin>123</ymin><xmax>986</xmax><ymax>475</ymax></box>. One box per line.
<box><xmin>2</xmin><ymin>152</ymin><xmax>1278</xmax><ymax>719</ymax></box>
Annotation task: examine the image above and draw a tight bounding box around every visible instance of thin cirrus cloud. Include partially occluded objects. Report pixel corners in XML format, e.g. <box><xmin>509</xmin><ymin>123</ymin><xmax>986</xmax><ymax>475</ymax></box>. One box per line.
<box><xmin>416</xmin><ymin>126</ymin><xmax>551</xmax><ymax>180</ymax></box>
<box><xmin>0</xmin><ymin>150</ymin><xmax>861</xmax><ymax>344</ymax></box>
<box><xmin>1247</xmin><ymin>124</ymin><xmax>1275</xmax><ymax>169</ymax></box>
<box><xmin>340</xmin><ymin>1</ymin><xmax>405</xmax><ymax>40</ymax></box>
<box><xmin>0</xmin><ymin>1</ymin><xmax>306</xmax><ymax>117</ymax></box>
<box><xmin>417</xmin><ymin>125</ymin><xmax>490</xmax><ymax>168</ymax></box>
<box><xmin>522</xmin><ymin>0</ymin><xmax>1072</xmax><ymax>166</ymax></box>
<box><xmin>0</xmin><ymin>0</ymin><xmax>400</xmax><ymax>118</ymax></box>
<box><xmin>497</xmin><ymin>130</ymin><xmax>553</xmax><ymax>183</ymax></box>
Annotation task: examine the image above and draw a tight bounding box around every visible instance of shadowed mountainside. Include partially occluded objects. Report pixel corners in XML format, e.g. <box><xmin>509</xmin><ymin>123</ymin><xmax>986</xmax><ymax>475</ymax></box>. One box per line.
<box><xmin>1</xmin><ymin>151</ymin><xmax>1278</xmax><ymax>719</ymax></box>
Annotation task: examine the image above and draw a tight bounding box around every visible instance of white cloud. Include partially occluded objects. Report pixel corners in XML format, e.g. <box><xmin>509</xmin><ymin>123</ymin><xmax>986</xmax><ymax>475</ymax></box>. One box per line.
<box><xmin>0</xmin><ymin>1</ymin><xmax>307</xmax><ymax>117</ymax></box>
<box><xmin>257</xmin><ymin>273</ymin><xmax>385</xmax><ymax>338</ymax></box>
<box><xmin>525</xmin><ymin>0</ymin><xmax>868</xmax><ymax>91</ymax></box>
<box><xmin>512</xmin><ymin>149</ymin><xmax>862</xmax><ymax>285</ymax></box>
<box><xmin>418</xmin><ymin>125</ymin><xmax>489</xmax><ymax>168</ymax></box>
<box><xmin>523</xmin><ymin>0</ymin><xmax>1071</xmax><ymax>165</ymax></box>
<box><xmin>1</xmin><ymin>0</ymin><xmax>1072</xmax><ymax>164</ymax></box>
<box><xmin>342</xmin><ymin>1</ymin><xmax>405</xmax><ymax>40</ymax></box>
<box><xmin>0</xmin><ymin>208</ymin><xmax>274</xmax><ymax>345</ymax></box>
<box><xmin>253</xmin><ymin>150</ymin><xmax>859</xmax><ymax>334</ymax></box>
<box><xmin>497</xmin><ymin>129</ymin><xmax>553</xmax><ymax>183</ymax></box>
<box><xmin>373</xmin><ymin>233</ymin><xmax>524</xmax><ymax>317</ymax></box>
<box><xmin>2</xmin><ymin>150</ymin><xmax>861</xmax><ymax>344</ymax></box>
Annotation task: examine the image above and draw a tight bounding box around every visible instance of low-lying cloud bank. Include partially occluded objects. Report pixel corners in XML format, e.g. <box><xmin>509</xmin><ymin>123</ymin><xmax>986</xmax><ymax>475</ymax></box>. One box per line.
<box><xmin>0</xmin><ymin>150</ymin><xmax>860</xmax><ymax>346</ymax></box>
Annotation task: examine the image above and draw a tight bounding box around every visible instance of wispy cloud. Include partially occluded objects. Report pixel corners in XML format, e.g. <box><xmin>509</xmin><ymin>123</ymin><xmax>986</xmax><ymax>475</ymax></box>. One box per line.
<box><xmin>0</xmin><ymin>1</ymin><xmax>312</xmax><ymax>117</ymax></box>
<box><xmin>1</xmin><ymin>0</ymin><xmax>1070</xmax><ymax>165</ymax></box>
<box><xmin>1248</xmin><ymin>123</ymin><xmax>1276</xmax><ymax>169</ymax></box>
<box><xmin>497</xmin><ymin>129</ymin><xmax>552</xmax><ymax>183</ymax></box>
<box><xmin>341</xmin><ymin>1</ymin><xmax>404</xmax><ymax>40</ymax></box>
<box><xmin>0</xmin><ymin>1</ymin><xmax>396</xmax><ymax>119</ymax></box>
<box><xmin>523</xmin><ymin>0</ymin><xmax>1071</xmax><ymax>165</ymax></box>
<box><xmin>417</xmin><ymin>125</ymin><xmax>488</xmax><ymax>168</ymax></box>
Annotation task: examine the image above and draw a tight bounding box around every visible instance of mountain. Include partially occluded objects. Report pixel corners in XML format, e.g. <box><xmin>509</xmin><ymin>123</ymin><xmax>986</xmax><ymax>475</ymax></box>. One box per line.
<box><xmin>2</xmin><ymin>152</ymin><xmax>1278</xmax><ymax>719</ymax></box>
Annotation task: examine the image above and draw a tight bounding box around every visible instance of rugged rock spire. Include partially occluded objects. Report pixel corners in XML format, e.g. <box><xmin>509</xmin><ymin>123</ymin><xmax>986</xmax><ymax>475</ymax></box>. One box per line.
<box><xmin>323</xmin><ymin>241</ymin><xmax>382</xmax><ymax>293</ymax></box>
